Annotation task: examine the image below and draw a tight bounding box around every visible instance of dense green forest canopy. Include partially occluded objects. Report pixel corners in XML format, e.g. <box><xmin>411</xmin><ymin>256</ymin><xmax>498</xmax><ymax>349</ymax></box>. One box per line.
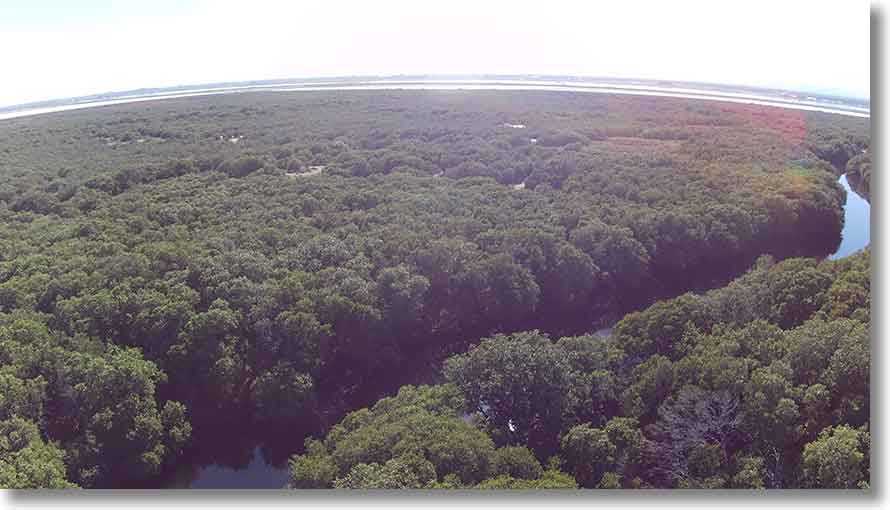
<box><xmin>0</xmin><ymin>91</ymin><xmax>869</xmax><ymax>488</ymax></box>
<box><xmin>292</xmin><ymin>250</ymin><xmax>870</xmax><ymax>489</ymax></box>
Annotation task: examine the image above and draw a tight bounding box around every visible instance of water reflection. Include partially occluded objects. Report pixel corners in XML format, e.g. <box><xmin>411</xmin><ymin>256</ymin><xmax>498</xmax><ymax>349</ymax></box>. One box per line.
<box><xmin>830</xmin><ymin>174</ymin><xmax>870</xmax><ymax>260</ymax></box>
<box><xmin>151</xmin><ymin>423</ymin><xmax>310</xmax><ymax>489</ymax></box>
<box><xmin>165</xmin><ymin>447</ymin><xmax>290</xmax><ymax>489</ymax></box>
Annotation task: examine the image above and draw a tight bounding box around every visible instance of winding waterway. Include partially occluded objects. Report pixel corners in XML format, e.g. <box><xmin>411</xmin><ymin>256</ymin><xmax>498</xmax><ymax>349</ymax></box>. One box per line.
<box><xmin>39</xmin><ymin>80</ymin><xmax>860</xmax><ymax>488</ymax></box>
<box><xmin>162</xmin><ymin>171</ymin><xmax>869</xmax><ymax>489</ymax></box>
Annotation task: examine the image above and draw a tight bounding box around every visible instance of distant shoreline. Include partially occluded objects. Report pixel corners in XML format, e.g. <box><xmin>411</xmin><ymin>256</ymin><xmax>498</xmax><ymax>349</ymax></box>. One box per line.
<box><xmin>0</xmin><ymin>77</ymin><xmax>870</xmax><ymax>121</ymax></box>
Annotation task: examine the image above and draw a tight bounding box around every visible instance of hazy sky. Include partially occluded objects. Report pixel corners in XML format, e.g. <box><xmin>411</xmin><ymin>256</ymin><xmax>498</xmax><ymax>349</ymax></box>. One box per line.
<box><xmin>0</xmin><ymin>0</ymin><xmax>870</xmax><ymax>107</ymax></box>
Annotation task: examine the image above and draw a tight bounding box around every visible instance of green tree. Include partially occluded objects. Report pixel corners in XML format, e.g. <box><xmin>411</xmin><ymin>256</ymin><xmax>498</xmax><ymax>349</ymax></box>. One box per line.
<box><xmin>0</xmin><ymin>417</ymin><xmax>77</xmax><ymax>489</ymax></box>
<box><xmin>490</xmin><ymin>445</ymin><xmax>543</xmax><ymax>480</ymax></box>
<box><xmin>559</xmin><ymin>424</ymin><xmax>615</xmax><ymax>488</ymax></box>
<box><xmin>288</xmin><ymin>385</ymin><xmax>494</xmax><ymax>488</ymax></box>
<box><xmin>802</xmin><ymin>425</ymin><xmax>868</xmax><ymax>489</ymax></box>
<box><xmin>332</xmin><ymin>455</ymin><xmax>435</xmax><ymax>489</ymax></box>
<box><xmin>731</xmin><ymin>456</ymin><xmax>766</xmax><ymax>489</ymax></box>
<box><xmin>444</xmin><ymin>331</ymin><xmax>575</xmax><ymax>455</ymax></box>
<box><xmin>288</xmin><ymin>439</ymin><xmax>338</xmax><ymax>489</ymax></box>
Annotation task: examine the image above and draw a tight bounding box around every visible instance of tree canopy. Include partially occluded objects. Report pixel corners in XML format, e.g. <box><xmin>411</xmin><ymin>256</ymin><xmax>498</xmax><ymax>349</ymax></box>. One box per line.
<box><xmin>0</xmin><ymin>90</ymin><xmax>869</xmax><ymax>488</ymax></box>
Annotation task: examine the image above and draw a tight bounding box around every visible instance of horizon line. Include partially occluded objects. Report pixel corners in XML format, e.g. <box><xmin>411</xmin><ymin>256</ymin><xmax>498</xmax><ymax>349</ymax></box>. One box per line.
<box><xmin>0</xmin><ymin>73</ymin><xmax>870</xmax><ymax>112</ymax></box>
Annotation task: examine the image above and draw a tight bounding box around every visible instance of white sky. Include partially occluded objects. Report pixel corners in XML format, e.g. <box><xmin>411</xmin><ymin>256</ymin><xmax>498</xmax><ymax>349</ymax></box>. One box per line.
<box><xmin>0</xmin><ymin>0</ymin><xmax>871</xmax><ymax>107</ymax></box>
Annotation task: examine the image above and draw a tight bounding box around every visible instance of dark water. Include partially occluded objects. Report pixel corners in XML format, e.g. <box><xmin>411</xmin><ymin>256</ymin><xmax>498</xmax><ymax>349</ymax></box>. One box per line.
<box><xmin>830</xmin><ymin>174</ymin><xmax>871</xmax><ymax>260</ymax></box>
<box><xmin>155</xmin><ymin>436</ymin><xmax>297</xmax><ymax>489</ymax></box>
<box><xmin>160</xmin><ymin>447</ymin><xmax>288</xmax><ymax>489</ymax></box>
<box><xmin>149</xmin><ymin>421</ymin><xmax>312</xmax><ymax>489</ymax></box>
